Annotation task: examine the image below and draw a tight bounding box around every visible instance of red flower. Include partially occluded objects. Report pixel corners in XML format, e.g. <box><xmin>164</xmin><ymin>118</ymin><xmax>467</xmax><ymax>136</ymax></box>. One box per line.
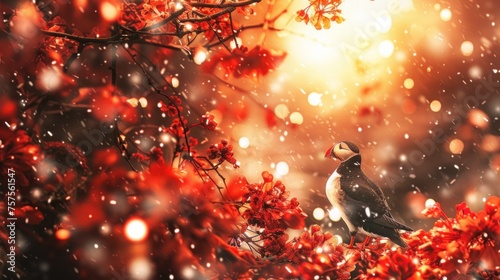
<box><xmin>421</xmin><ymin>201</ymin><xmax>446</xmax><ymax>219</ymax></box>
<box><xmin>164</xmin><ymin>117</ymin><xmax>187</xmax><ymax>138</ymax></box>
<box><xmin>295</xmin><ymin>0</ymin><xmax>344</xmax><ymax>30</ymax></box>
<box><xmin>364</xmin><ymin>248</ymin><xmax>420</xmax><ymax>280</ymax></box>
<box><xmin>199</xmin><ymin>114</ymin><xmax>218</xmax><ymax>131</ymax></box>
<box><xmin>202</xmin><ymin>46</ymin><xmax>287</xmax><ymax>79</ymax></box>
<box><xmin>0</xmin><ymin>130</ymin><xmax>40</xmax><ymax>186</ymax></box>
<box><xmin>225</xmin><ymin>177</ymin><xmax>249</xmax><ymax>201</ymax></box>
<box><xmin>406</xmin><ymin>197</ymin><xmax>500</xmax><ymax>278</ymax></box>
<box><xmin>158</xmin><ymin>97</ymin><xmax>183</xmax><ymax>117</ymax></box>
<box><xmin>207</xmin><ymin>139</ymin><xmax>239</xmax><ymax>168</ymax></box>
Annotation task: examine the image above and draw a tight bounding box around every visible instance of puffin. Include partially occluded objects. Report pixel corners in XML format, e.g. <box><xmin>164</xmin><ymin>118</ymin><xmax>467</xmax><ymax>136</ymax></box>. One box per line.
<box><xmin>324</xmin><ymin>141</ymin><xmax>413</xmax><ymax>248</ymax></box>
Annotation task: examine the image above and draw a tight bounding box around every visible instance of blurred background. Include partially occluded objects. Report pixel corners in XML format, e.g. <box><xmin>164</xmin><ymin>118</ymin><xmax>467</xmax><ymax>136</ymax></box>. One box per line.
<box><xmin>3</xmin><ymin>0</ymin><xmax>500</xmax><ymax>257</ymax></box>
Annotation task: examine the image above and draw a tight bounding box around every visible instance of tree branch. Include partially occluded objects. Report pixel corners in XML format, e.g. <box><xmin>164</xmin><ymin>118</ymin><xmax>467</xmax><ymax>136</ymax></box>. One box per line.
<box><xmin>140</xmin><ymin>7</ymin><xmax>187</xmax><ymax>31</ymax></box>
<box><xmin>40</xmin><ymin>29</ymin><xmax>121</xmax><ymax>44</ymax></box>
<box><xmin>189</xmin><ymin>0</ymin><xmax>261</xmax><ymax>8</ymax></box>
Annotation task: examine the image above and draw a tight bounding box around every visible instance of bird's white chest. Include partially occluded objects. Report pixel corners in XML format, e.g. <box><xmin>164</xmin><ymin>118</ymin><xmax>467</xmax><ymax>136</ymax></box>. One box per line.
<box><xmin>326</xmin><ymin>170</ymin><xmax>356</xmax><ymax>231</ymax></box>
<box><xmin>325</xmin><ymin>170</ymin><xmax>342</xmax><ymax>206</ymax></box>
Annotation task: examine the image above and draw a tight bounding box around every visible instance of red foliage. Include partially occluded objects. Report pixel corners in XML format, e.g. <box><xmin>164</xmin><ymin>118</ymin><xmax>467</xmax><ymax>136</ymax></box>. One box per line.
<box><xmin>360</xmin><ymin>197</ymin><xmax>500</xmax><ymax>279</ymax></box>
<box><xmin>199</xmin><ymin>114</ymin><xmax>218</xmax><ymax>131</ymax></box>
<box><xmin>0</xmin><ymin>129</ymin><xmax>40</xmax><ymax>186</ymax></box>
<box><xmin>207</xmin><ymin>139</ymin><xmax>239</xmax><ymax>168</ymax></box>
<box><xmin>202</xmin><ymin>46</ymin><xmax>287</xmax><ymax>79</ymax></box>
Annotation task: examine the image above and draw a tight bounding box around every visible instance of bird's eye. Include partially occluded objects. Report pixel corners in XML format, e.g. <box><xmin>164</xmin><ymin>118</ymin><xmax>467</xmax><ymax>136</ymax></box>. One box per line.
<box><xmin>339</xmin><ymin>143</ymin><xmax>345</xmax><ymax>150</ymax></box>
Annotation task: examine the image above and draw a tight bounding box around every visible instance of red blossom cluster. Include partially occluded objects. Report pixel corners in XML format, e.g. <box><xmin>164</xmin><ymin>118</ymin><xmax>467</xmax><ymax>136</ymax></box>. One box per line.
<box><xmin>202</xmin><ymin>46</ymin><xmax>287</xmax><ymax>79</ymax></box>
<box><xmin>407</xmin><ymin>197</ymin><xmax>500</xmax><ymax>278</ymax></box>
<box><xmin>276</xmin><ymin>225</ymin><xmax>358</xmax><ymax>279</ymax></box>
<box><xmin>199</xmin><ymin>114</ymin><xmax>218</xmax><ymax>131</ymax></box>
<box><xmin>207</xmin><ymin>139</ymin><xmax>239</xmax><ymax>168</ymax></box>
<box><xmin>355</xmin><ymin>197</ymin><xmax>500</xmax><ymax>279</ymax></box>
<box><xmin>296</xmin><ymin>0</ymin><xmax>345</xmax><ymax>30</ymax></box>
<box><xmin>158</xmin><ymin>97</ymin><xmax>183</xmax><ymax>117</ymax></box>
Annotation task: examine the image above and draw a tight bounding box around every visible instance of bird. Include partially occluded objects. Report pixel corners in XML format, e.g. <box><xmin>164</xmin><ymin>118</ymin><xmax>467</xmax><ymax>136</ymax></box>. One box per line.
<box><xmin>324</xmin><ymin>141</ymin><xmax>413</xmax><ymax>248</ymax></box>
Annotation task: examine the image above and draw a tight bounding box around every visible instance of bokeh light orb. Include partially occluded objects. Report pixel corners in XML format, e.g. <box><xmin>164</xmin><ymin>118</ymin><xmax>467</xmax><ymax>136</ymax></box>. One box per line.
<box><xmin>460</xmin><ymin>41</ymin><xmax>474</xmax><ymax>56</ymax></box>
<box><xmin>489</xmin><ymin>154</ymin><xmax>500</xmax><ymax>171</ymax></box>
<box><xmin>289</xmin><ymin>112</ymin><xmax>304</xmax><ymax>125</ymax></box>
<box><xmin>468</xmin><ymin>65</ymin><xmax>482</xmax><ymax>79</ymax></box>
<box><xmin>100</xmin><ymin>2</ymin><xmax>119</xmax><ymax>22</ymax></box>
<box><xmin>308</xmin><ymin>92</ymin><xmax>322</xmax><ymax>106</ymax></box>
<box><xmin>449</xmin><ymin>139</ymin><xmax>465</xmax><ymax>154</ymax></box>
<box><xmin>425</xmin><ymin>198</ymin><xmax>436</xmax><ymax>208</ymax></box>
<box><xmin>430</xmin><ymin>100</ymin><xmax>441</xmax><ymax>112</ymax></box>
<box><xmin>193</xmin><ymin>48</ymin><xmax>208</xmax><ymax>65</ymax></box>
<box><xmin>328</xmin><ymin>207</ymin><xmax>341</xmax><ymax>222</ymax></box>
<box><xmin>403</xmin><ymin>78</ymin><xmax>414</xmax><ymax>89</ymax></box>
<box><xmin>378</xmin><ymin>40</ymin><xmax>394</xmax><ymax>58</ymax></box>
<box><xmin>239</xmin><ymin>137</ymin><xmax>250</xmax><ymax>149</ymax></box>
<box><xmin>440</xmin><ymin>8</ymin><xmax>452</xmax><ymax>22</ymax></box>
<box><xmin>401</xmin><ymin>99</ymin><xmax>417</xmax><ymax>114</ymax></box>
<box><xmin>124</xmin><ymin>217</ymin><xmax>149</xmax><ymax>242</ymax></box>
<box><xmin>55</xmin><ymin>229</ymin><xmax>71</xmax><ymax>240</ymax></box>
<box><xmin>313</xmin><ymin>207</ymin><xmax>325</xmax><ymax>220</ymax></box>
<box><xmin>468</xmin><ymin>109</ymin><xmax>489</xmax><ymax>129</ymax></box>
<box><xmin>275</xmin><ymin>161</ymin><xmax>289</xmax><ymax>176</ymax></box>
<box><xmin>129</xmin><ymin>257</ymin><xmax>154</xmax><ymax>280</ymax></box>
<box><xmin>37</xmin><ymin>66</ymin><xmax>62</xmax><ymax>92</ymax></box>
<box><xmin>274</xmin><ymin>104</ymin><xmax>290</xmax><ymax>119</ymax></box>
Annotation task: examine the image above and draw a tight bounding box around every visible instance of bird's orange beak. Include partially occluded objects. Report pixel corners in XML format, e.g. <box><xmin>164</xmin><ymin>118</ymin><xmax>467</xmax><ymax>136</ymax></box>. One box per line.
<box><xmin>325</xmin><ymin>147</ymin><xmax>333</xmax><ymax>158</ymax></box>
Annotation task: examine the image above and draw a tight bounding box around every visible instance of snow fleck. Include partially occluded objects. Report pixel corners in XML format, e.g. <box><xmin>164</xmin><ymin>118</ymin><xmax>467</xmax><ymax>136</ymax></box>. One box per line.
<box><xmin>365</xmin><ymin>207</ymin><xmax>371</xmax><ymax>218</ymax></box>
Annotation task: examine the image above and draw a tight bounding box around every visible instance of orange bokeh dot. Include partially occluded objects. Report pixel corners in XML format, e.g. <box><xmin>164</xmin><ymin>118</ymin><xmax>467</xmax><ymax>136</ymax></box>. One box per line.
<box><xmin>100</xmin><ymin>2</ymin><xmax>119</xmax><ymax>22</ymax></box>
<box><xmin>468</xmin><ymin>109</ymin><xmax>489</xmax><ymax>129</ymax></box>
<box><xmin>449</xmin><ymin>139</ymin><xmax>464</xmax><ymax>154</ymax></box>
<box><xmin>481</xmin><ymin>134</ymin><xmax>500</xmax><ymax>153</ymax></box>
<box><xmin>490</xmin><ymin>154</ymin><xmax>500</xmax><ymax>171</ymax></box>
<box><xmin>55</xmin><ymin>229</ymin><xmax>71</xmax><ymax>240</ymax></box>
<box><xmin>401</xmin><ymin>99</ymin><xmax>417</xmax><ymax>114</ymax></box>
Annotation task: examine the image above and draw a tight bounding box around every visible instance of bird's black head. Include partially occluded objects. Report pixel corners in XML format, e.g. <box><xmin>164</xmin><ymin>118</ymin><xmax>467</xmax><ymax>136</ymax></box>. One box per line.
<box><xmin>325</xmin><ymin>141</ymin><xmax>360</xmax><ymax>162</ymax></box>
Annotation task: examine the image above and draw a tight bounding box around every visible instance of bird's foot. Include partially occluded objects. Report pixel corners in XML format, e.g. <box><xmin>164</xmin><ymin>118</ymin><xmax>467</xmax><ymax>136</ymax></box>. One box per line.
<box><xmin>359</xmin><ymin>237</ymin><xmax>371</xmax><ymax>250</ymax></box>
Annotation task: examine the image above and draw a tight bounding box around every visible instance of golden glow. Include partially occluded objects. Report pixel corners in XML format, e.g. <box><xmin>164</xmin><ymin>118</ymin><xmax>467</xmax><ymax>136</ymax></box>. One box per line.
<box><xmin>267</xmin><ymin>0</ymin><xmax>422</xmax><ymax>114</ymax></box>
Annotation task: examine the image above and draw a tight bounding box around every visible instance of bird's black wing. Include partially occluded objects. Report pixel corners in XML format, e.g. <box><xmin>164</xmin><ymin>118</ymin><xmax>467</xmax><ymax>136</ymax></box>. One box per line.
<box><xmin>339</xmin><ymin>176</ymin><xmax>412</xmax><ymax>231</ymax></box>
<box><xmin>360</xmin><ymin>173</ymin><xmax>391</xmax><ymax>209</ymax></box>
<box><xmin>338</xmin><ymin>175</ymin><xmax>390</xmax><ymax>218</ymax></box>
